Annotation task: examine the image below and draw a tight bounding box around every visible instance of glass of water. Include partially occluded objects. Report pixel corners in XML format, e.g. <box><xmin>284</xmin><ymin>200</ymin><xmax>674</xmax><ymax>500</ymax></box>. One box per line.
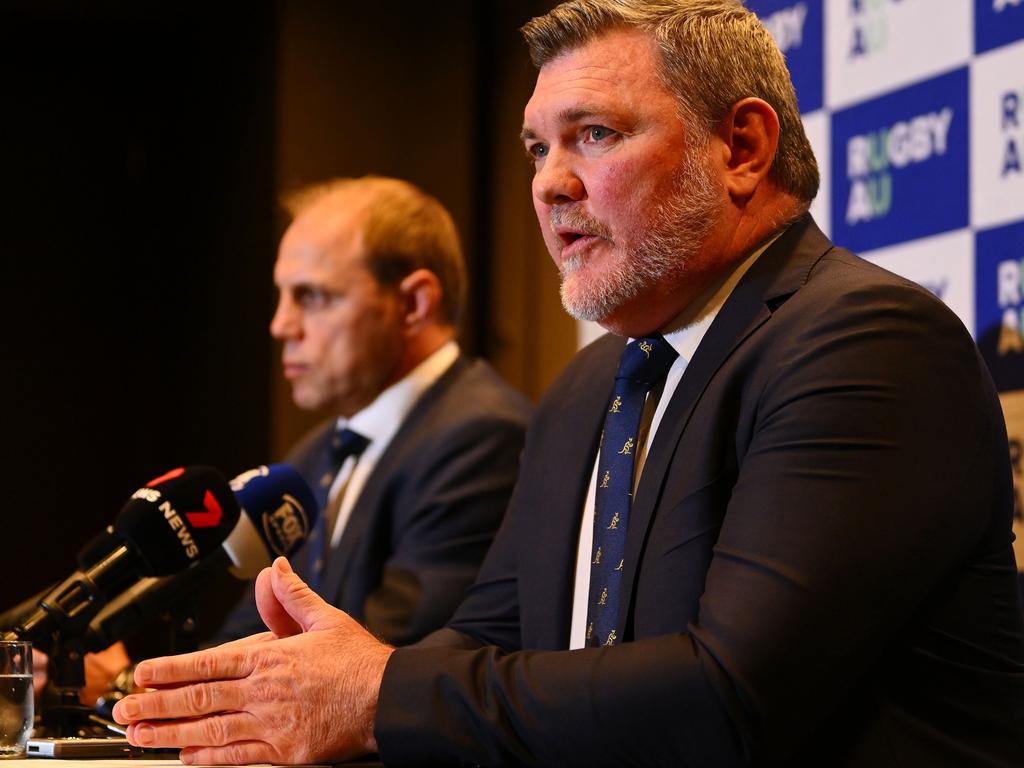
<box><xmin>0</xmin><ymin>640</ymin><xmax>33</xmax><ymax>757</ymax></box>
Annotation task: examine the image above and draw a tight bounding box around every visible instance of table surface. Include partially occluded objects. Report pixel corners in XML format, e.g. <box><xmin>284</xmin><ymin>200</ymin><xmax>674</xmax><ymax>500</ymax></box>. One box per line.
<box><xmin>2</xmin><ymin>760</ymin><xmax>381</xmax><ymax>767</ymax></box>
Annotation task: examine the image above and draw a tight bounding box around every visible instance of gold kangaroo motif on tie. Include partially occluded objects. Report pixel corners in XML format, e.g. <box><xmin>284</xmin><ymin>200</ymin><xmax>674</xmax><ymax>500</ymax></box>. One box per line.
<box><xmin>600</xmin><ymin>470</ymin><xmax>610</xmax><ymax>488</ymax></box>
<box><xmin>608</xmin><ymin>512</ymin><xmax>620</xmax><ymax>530</ymax></box>
<box><xmin>609</xmin><ymin>395</ymin><xmax>622</xmax><ymax>413</ymax></box>
<box><xmin>593</xmin><ymin>547</ymin><xmax>602</xmax><ymax>565</ymax></box>
<box><xmin>619</xmin><ymin>437</ymin><xmax>634</xmax><ymax>455</ymax></box>
<box><xmin>638</xmin><ymin>340</ymin><xmax>653</xmax><ymax>358</ymax></box>
<box><xmin>605</xmin><ymin>630</ymin><xmax>617</xmax><ymax>646</ymax></box>
<box><xmin>599</xmin><ymin>587</ymin><xmax>608</xmax><ymax>606</ymax></box>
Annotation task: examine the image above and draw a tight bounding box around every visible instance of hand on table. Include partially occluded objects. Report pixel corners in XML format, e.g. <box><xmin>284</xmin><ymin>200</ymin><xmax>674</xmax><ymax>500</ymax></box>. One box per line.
<box><xmin>112</xmin><ymin>557</ymin><xmax>394</xmax><ymax>765</ymax></box>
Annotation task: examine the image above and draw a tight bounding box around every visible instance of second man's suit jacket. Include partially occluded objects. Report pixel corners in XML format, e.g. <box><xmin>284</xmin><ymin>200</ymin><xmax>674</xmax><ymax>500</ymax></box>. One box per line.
<box><xmin>217</xmin><ymin>355</ymin><xmax>533</xmax><ymax>647</ymax></box>
<box><xmin>375</xmin><ymin>217</ymin><xmax>1024</xmax><ymax>766</ymax></box>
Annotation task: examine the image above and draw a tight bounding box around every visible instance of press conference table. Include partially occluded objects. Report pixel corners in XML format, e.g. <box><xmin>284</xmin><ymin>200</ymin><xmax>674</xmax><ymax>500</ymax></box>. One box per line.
<box><xmin>3</xmin><ymin>760</ymin><xmax>383</xmax><ymax>767</ymax></box>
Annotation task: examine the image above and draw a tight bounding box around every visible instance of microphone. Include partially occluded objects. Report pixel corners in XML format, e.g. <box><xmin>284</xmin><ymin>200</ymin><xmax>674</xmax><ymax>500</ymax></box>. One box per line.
<box><xmin>224</xmin><ymin>463</ymin><xmax>319</xmax><ymax>577</ymax></box>
<box><xmin>0</xmin><ymin>531</ymin><xmax>117</xmax><ymax>634</ymax></box>
<box><xmin>76</xmin><ymin>527</ymin><xmax>120</xmax><ymax>569</ymax></box>
<box><xmin>4</xmin><ymin>466</ymin><xmax>240</xmax><ymax>645</ymax></box>
<box><xmin>82</xmin><ymin>464</ymin><xmax>317</xmax><ymax>652</ymax></box>
<box><xmin>0</xmin><ymin>529</ymin><xmax>121</xmax><ymax>633</ymax></box>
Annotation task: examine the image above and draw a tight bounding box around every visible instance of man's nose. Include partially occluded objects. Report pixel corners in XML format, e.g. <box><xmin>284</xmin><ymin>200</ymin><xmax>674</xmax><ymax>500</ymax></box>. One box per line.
<box><xmin>533</xmin><ymin>149</ymin><xmax>585</xmax><ymax>206</ymax></box>
<box><xmin>270</xmin><ymin>298</ymin><xmax>301</xmax><ymax>340</ymax></box>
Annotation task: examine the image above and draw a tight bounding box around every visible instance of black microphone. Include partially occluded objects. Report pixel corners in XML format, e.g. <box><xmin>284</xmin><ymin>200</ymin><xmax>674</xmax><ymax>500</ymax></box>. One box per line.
<box><xmin>76</xmin><ymin>527</ymin><xmax>119</xmax><ymax>569</ymax></box>
<box><xmin>82</xmin><ymin>463</ymin><xmax>318</xmax><ymax>652</ymax></box>
<box><xmin>0</xmin><ymin>530</ymin><xmax>117</xmax><ymax>634</ymax></box>
<box><xmin>4</xmin><ymin>466</ymin><xmax>240</xmax><ymax>645</ymax></box>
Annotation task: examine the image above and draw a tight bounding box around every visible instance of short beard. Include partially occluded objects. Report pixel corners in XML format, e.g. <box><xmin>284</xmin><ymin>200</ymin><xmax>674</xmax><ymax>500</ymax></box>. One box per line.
<box><xmin>555</xmin><ymin>144</ymin><xmax>722</xmax><ymax>324</ymax></box>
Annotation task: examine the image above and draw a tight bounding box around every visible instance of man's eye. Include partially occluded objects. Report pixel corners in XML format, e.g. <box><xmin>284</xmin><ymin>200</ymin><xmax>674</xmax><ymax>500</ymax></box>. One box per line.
<box><xmin>294</xmin><ymin>287</ymin><xmax>333</xmax><ymax>309</ymax></box>
<box><xmin>586</xmin><ymin>126</ymin><xmax>614</xmax><ymax>142</ymax></box>
<box><xmin>526</xmin><ymin>143</ymin><xmax>548</xmax><ymax>160</ymax></box>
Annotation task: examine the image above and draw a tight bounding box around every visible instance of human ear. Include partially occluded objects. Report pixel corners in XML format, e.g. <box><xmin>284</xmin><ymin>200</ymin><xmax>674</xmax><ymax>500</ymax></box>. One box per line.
<box><xmin>717</xmin><ymin>97</ymin><xmax>781</xmax><ymax>201</ymax></box>
<box><xmin>396</xmin><ymin>268</ymin><xmax>443</xmax><ymax>331</ymax></box>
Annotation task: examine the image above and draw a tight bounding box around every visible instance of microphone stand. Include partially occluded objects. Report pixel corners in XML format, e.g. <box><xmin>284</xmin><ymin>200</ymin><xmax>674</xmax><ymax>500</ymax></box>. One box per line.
<box><xmin>166</xmin><ymin>586</ymin><xmax>202</xmax><ymax>655</ymax></box>
<box><xmin>41</xmin><ymin>632</ymin><xmax>120</xmax><ymax>738</ymax></box>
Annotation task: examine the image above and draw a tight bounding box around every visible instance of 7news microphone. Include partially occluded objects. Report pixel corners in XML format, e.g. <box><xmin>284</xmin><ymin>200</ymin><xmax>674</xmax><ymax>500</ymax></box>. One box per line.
<box><xmin>3</xmin><ymin>466</ymin><xmax>240</xmax><ymax>645</ymax></box>
<box><xmin>81</xmin><ymin>463</ymin><xmax>318</xmax><ymax>652</ymax></box>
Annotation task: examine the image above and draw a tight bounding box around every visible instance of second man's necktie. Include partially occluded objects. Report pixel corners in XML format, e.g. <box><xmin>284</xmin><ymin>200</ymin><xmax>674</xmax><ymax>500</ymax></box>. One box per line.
<box><xmin>309</xmin><ymin>426</ymin><xmax>370</xmax><ymax>590</ymax></box>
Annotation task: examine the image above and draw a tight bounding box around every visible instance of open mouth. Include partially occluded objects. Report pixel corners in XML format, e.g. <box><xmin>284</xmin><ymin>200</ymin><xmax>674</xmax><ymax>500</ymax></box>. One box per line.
<box><xmin>556</xmin><ymin>227</ymin><xmax>599</xmax><ymax>249</ymax></box>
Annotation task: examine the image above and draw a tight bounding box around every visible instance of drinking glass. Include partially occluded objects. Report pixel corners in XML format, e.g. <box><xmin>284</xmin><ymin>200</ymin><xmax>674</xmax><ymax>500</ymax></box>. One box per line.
<box><xmin>0</xmin><ymin>640</ymin><xmax>33</xmax><ymax>757</ymax></box>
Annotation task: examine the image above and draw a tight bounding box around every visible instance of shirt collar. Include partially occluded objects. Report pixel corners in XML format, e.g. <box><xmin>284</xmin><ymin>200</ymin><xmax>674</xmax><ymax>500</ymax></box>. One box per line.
<box><xmin>335</xmin><ymin>340</ymin><xmax>460</xmax><ymax>443</ymax></box>
<box><xmin>657</xmin><ymin>231</ymin><xmax>783</xmax><ymax>363</ymax></box>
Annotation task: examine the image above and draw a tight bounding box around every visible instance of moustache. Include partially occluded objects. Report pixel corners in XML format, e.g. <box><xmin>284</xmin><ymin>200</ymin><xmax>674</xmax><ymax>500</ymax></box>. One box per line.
<box><xmin>549</xmin><ymin>205</ymin><xmax>612</xmax><ymax>241</ymax></box>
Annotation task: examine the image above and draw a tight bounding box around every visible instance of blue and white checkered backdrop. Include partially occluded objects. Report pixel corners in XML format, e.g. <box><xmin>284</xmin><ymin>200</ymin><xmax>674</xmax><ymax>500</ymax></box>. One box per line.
<box><xmin>746</xmin><ymin>0</ymin><xmax>1024</xmax><ymax>576</ymax></box>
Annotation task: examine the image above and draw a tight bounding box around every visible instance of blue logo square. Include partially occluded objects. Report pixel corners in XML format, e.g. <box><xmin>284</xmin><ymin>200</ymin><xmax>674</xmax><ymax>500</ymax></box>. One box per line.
<box><xmin>976</xmin><ymin>0</ymin><xmax>1024</xmax><ymax>55</ymax></box>
<box><xmin>830</xmin><ymin>67</ymin><xmax>969</xmax><ymax>253</ymax></box>
<box><xmin>976</xmin><ymin>219</ymin><xmax>1024</xmax><ymax>391</ymax></box>
<box><xmin>747</xmin><ymin>0</ymin><xmax>824</xmax><ymax>114</ymax></box>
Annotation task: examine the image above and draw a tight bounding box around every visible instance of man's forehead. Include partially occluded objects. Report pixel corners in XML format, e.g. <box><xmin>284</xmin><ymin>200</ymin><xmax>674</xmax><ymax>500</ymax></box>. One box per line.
<box><xmin>276</xmin><ymin>206</ymin><xmax>366</xmax><ymax>283</ymax></box>
<box><xmin>522</xmin><ymin>29</ymin><xmax>666</xmax><ymax>132</ymax></box>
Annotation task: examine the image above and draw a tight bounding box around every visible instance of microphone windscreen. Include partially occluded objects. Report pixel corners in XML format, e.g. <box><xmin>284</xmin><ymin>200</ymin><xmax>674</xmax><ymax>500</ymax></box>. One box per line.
<box><xmin>114</xmin><ymin>466</ymin><xmax>241</xmax><ymax>577</ymax></box>
<box><xmin>224</xmin><ymin>464</ymin><xmax>318</xmax><ymax>578</ymax></box>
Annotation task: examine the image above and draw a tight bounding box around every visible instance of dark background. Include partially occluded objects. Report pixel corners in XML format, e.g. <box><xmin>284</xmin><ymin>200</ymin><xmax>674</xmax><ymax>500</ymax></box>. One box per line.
<box><xmin>0</xmin><ymin>0</ymin><xmax>572</xmax><ymax>647</ymax></box>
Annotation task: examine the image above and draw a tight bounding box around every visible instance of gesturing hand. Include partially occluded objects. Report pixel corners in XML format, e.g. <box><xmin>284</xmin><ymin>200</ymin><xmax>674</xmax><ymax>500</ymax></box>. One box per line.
<box><xmin>112</xmin><ymin>557</ymin><xmax>394</xmax><ymax>765</ymax></box>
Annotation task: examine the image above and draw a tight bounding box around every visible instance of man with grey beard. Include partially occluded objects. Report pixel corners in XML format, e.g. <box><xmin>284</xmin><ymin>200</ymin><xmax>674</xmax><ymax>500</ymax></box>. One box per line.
<box><xmin>111</xmin><ymin>2</ymin><xmax>1024</xmax><ymax>766</ymax></box>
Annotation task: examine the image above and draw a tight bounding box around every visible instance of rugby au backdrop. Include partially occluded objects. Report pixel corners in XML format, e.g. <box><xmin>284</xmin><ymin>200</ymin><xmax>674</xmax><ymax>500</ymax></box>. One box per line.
<box><xmin>745</xmin><ymin>0</ymin><xmax>1024</xmax><ymax>582</ymax></box>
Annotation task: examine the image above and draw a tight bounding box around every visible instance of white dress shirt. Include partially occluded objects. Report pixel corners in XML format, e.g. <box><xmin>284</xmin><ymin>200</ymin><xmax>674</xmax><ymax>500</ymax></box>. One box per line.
<box><xmin>568</xmin><ymin>237</ymin><xmax>780</xmax><ymax>648</ymax></box>
<box><xmin>325</xmin><ymin>340</ymin><xmax>460</xmax><ymax>549</ymax></box>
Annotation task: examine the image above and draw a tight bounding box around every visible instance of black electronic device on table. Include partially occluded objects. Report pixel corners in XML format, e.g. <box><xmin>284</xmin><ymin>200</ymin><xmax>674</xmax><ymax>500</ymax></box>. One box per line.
<box><xmin>26</xmin><ymin>736</ymin><xmax>178</xmax><ymax>758</ymax></box>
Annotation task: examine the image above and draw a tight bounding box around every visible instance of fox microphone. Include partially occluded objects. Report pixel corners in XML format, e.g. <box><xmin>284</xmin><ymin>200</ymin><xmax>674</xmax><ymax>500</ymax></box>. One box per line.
<box><xmin>224</xmin><ymin>463</ymin><xmax>319</xmax><ymax>577</ymax></box>
<box><xmin>82</xmin><ymin>463</ymin><xmax>317</xmax><ymax>652</ymax></box>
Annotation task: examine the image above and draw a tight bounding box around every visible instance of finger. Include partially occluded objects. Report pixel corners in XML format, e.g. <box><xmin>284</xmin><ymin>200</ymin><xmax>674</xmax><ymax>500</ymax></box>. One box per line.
<box><xmin>217</xmin><ymin>630</ymin><xmax>276</xmax><ymax>650</ymax></box>
<box><xmin>127</xmin><ymin>712</ymin><xmax>257</xmax><ymax>751</ymax></box>
<box><xmin>270</xmin><ymin>557</ymin><xmax>337</xmax><ymax>632</ymax></box>
<box><xmin>114</xmin><ymin>679</ymin><xmax>249</xmax><ymax>724</ymax></box>
<box><xmin>179</xmin><ymin>741</ymin><xmax>275</xmax><ymax>766</ymax></box>
<box><xmin>31</xmin><ymin>648</ymin><xmax>49</xmax><ymax>695</ymax></box>
<box><xmin>131</xmin><ymin>644</ymin><xmax>252</xmax><ymax>689</ymax></box>
<box><xmin>255</xmin><ymin>563</ymin><xmax>302</xmax><ymax>637</ymax></box>
<box><xmin>32</xmin><ymin>666</ymin><xmax>47</xmax><ymax>697</ymax></box>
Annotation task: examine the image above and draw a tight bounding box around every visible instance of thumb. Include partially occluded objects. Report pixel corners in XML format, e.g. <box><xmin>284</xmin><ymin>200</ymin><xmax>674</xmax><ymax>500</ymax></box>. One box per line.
<box><xmin>255</xmin><ymin>562</ymin><xmax>302</xmax><ymax>637</ymax></box>
<box><xmin>269</xmin><ymin>556</ymin><xmax>338</xmax><ymax>633</ymax></box>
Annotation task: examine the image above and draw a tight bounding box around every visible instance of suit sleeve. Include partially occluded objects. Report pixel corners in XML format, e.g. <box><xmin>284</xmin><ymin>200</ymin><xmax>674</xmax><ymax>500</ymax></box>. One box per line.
<box><xmin>363</xmin><ymin>413</ymin><xmax>527</xmax><ymax>646</ymax></box>
<box><xmin>375</xmin><ymin>276</ymin><xmax>1007</xmax><ymax>766</ymax></box>
<box><xmin>206</xmin><ymin>581</ymin><xmax>265</xmax><ymax>645</ymax></box>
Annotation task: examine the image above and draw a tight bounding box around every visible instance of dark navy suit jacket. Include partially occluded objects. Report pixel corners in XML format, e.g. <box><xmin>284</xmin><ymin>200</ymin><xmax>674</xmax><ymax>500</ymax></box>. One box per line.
<box><xmin>217</xmin><ymin>355</ymin><xmax>532</xmax><ymax>647</ymax></box>
<box><xmin>376</xmin><ymin>217</ymin><xmax>1024</xmax><ymax>766</ymax></box>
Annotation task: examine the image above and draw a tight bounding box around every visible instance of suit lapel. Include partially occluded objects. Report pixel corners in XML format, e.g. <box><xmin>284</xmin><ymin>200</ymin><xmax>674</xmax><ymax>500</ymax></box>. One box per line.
<box><xmin>318</xmin><ymin>356</ymin><xmax>472</xmax><ymax>605</ymax></box>
<box><xmin>528</xmin><ymin>336</ymin><xmax>622</xmax><ymax>649</ymax></box>
<box><xmin>616</xmin><ymin>216</ymin><xmax>833</xmax><ymax>635</ymax></box>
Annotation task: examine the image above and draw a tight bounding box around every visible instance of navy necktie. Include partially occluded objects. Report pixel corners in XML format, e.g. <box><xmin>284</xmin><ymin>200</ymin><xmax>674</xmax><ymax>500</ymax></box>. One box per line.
<box><xmin>586</xmin><ymin>335</ymin><xmax>678</xmax><ymax>647</ymax></box>
<box><xmin>307</xmin><ymin>426</ymin><xmax>370</xmax><ymax>589</ymax></box>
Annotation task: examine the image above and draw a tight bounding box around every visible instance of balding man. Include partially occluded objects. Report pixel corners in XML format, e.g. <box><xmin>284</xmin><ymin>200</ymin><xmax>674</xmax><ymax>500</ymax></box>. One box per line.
<box><xmin>216</xmin><ymin>176</ymin><xmax>532</xmax><ymax>647</ymax></box>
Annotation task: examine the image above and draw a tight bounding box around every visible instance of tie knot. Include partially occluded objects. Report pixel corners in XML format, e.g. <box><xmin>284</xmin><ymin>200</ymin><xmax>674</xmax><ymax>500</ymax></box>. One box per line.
<box><xmin>616</xmin><ymin>335</ymin><xmax>678</xmax><ymax>384</ymax></box>
<box><xmin>330</xmin><ymin>427</ymin><xmax>370</xmax><ymax>464</ymax></box>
